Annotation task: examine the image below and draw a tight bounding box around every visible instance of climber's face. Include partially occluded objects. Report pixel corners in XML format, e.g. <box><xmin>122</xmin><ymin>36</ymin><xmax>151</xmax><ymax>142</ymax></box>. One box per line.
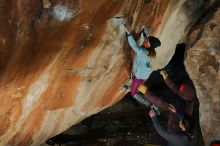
<box><xmin>143</xmin><ymin>39</ymin><xmax>151</xmax><ymax>49</ymax></box>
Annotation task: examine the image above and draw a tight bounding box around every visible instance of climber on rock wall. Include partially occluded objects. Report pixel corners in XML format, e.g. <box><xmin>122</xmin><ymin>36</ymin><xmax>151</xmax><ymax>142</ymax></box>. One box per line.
<box><xmin>123</xmin><ymin>24</ymin><xmax>161</xmax><ymax>109</ymax></box>
<box><xmin>149</xmin><ymin>108</ymin><xmax>194</xmax><ymax>146</ymax></box>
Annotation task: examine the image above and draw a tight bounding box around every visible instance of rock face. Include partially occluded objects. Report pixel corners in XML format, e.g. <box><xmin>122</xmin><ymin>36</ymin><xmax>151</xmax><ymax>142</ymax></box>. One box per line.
<box><xmin>0</xmin><ymin>0</ymin><xmax>206</xmax><ymax>145</ymax></box>
<box><xmin>185</xmin><ymin>2</ymin><xmax>220</xmax><ymax>145</ymax></box>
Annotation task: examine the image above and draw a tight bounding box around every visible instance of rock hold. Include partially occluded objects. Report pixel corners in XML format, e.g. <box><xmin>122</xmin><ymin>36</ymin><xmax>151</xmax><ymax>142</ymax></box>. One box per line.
<box><xmin>42</xmin><ymin>0</ymin><xmax>51</xmax><ymax>9</ymax></box>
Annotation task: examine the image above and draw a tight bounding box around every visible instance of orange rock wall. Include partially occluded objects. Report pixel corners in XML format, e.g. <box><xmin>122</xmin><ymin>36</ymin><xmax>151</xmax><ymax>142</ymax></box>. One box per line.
<box><xmin>0</xmin><ymin>0</ymin><xmax>206</xmax><ymax>145</ymax></box>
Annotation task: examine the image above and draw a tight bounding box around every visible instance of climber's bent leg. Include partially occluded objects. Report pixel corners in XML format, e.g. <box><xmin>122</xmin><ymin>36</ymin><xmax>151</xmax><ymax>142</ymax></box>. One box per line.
<box><xmin>131</xmin><ymin>75</ymin><xmax>146</xmax><ymax>96</ymax></box>
<box><xmin>133</xmin><ymin>92</ymin><xmax>151</xmax><ymax>107</ymax></box>
<box><xmin>133</xmin><ymin>92</ymin><xmax>160</xmax><ymax>114</ymax></box>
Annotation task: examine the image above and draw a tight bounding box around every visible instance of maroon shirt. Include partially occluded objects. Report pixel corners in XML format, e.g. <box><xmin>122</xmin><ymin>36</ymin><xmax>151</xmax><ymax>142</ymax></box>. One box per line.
<box><xmin>164</xmin><ymin>78</ymin><xmax>196</xmax><ymax>116</ymax></box>
<box><xmin>144</xmin><ymin>78</ymin><xmax>196</xmax><ymax>132</ymax></box>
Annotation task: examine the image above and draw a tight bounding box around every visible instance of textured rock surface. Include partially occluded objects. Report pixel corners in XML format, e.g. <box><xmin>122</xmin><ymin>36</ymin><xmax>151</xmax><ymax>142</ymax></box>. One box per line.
<box><xmin>185</xmin><ymin>2</ymin><xmax>220</xmax><ymax>145</ymax></box>
<box><xmin>0</xmin><ymin>0</ymin><xmax>206</xmax><ymax>145</ymax></box>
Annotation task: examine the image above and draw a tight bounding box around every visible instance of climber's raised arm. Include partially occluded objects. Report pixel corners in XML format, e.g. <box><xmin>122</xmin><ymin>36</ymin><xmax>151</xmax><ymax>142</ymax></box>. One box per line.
<box><xmin>123</xmin><ymin>24</ymin><xmax>143</xmax><ymax>53</ymax></box>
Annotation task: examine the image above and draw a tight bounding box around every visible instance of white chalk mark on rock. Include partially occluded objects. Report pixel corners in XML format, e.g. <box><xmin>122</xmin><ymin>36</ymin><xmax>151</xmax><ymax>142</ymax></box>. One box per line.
<box><xmin>52</xmin><ymin>4</ymin><xmax>78</xmax><ymax>21</ymax></box>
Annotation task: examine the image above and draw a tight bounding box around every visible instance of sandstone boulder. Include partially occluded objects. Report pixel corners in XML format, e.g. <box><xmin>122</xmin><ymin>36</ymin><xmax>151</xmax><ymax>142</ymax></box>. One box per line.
<box><xmin>0</xmin><ymin>0</ymin><xmax>206</xmax><ymax>145</ymax></box>
<box><xmin>185</xmin><ymin>2</ymin><xmax>220</xmax><ymax>145</ymax></box>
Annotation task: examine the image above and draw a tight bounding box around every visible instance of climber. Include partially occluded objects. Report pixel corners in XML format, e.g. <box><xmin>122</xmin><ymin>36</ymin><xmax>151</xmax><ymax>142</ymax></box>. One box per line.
<box><xmin>149</xmin><ymin>107</ymin><xmax>194</xmax><ymax>146</ymax></box>
<box><xmin>123</xmin><ymin>24</ymin><xmax>161</xmax><ymax>107</ymax></box>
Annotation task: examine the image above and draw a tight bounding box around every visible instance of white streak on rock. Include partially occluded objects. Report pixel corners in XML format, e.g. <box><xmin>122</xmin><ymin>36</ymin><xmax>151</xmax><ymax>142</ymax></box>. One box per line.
<box><xmin>24</xmin><ymin>73</ymin><xmax>49</xmax><ymax>109</ymax></box>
